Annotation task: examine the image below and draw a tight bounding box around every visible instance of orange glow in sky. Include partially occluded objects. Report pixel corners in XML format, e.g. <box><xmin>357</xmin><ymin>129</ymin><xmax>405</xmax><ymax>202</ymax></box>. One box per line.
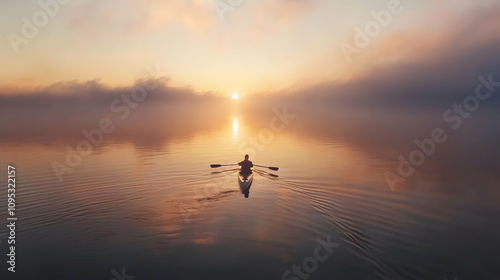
<box><xmin>0</xmin><ymin>0</ymin><xmax>497</xmax><ymax>95</ymax></box>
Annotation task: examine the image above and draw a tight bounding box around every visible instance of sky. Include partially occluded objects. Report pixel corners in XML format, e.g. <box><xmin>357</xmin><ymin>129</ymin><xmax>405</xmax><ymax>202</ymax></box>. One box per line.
<box><xmin>1</xmin><ymin>0</ymin><xmax>499</xmax><ymax>97</ymax></box>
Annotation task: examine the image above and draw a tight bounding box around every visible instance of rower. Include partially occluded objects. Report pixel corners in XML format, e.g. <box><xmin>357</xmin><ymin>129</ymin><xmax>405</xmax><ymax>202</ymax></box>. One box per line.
<box><xmin>238</xmin><ymin>154</ymin><xmax>253</xmax><ymax>175</ymax></box>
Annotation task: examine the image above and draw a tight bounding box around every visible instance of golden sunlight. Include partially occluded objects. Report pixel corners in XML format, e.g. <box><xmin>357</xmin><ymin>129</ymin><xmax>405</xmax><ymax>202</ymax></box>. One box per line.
<box><xmin>233</xmin><ymin>117</ymin><xmax>238</xmax><ymax>138</ymax></box>
<box><xmin>232</xmin><ymin>93</ymin><xmax>239</xmax><ymax>99</ymax></box>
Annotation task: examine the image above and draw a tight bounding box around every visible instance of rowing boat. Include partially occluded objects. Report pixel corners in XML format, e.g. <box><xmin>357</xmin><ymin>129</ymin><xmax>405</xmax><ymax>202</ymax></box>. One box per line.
<box><xmin>238</xmin><ymin>172</ymin><xmax>253</xmax><ymax>198</ymax></box>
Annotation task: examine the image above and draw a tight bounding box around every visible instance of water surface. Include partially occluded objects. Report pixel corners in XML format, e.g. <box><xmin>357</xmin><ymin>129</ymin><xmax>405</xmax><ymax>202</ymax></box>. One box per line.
<box><xmin>0</xmin><ymin>106</ymin><xmax>499</xmax><ymax>280</ymax></box>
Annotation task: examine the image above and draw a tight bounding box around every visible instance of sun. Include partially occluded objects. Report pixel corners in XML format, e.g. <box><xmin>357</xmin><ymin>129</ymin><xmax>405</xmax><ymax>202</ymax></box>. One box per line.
<box><xmin>231</xmin><ymin>93</ymin><xmax>239</xmax><ymax>99</ymax></box>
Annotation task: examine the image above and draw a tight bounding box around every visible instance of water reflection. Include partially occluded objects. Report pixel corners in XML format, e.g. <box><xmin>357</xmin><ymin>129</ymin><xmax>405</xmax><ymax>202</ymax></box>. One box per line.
<box><xmin>233</xmin><ymin>117</ymin><xmax>238</xmax><ymax>139</ymax></box>
<box><xmin>0</xmin><ymin>101</ymin><xmax>499</xmax><ymax>279</ymax></box>
<box><xmin>238</xmin><ymin>172</ymin><xmax>252</xmax><ymax>198</ymax></box>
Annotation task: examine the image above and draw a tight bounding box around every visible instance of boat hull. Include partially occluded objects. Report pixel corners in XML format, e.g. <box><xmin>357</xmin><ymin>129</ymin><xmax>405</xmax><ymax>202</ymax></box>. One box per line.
<box><xmin>238</xmin><ymin>172</ymin><xmax>253</xmax><ymax>198</ymax></box>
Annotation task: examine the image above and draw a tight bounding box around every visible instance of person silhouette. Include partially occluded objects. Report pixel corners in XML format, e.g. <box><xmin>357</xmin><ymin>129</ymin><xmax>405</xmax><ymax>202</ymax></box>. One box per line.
<box><xmin>238</xmin><ymin>154</ymin><xmax>253</xmax><ymax>175</ymax></box>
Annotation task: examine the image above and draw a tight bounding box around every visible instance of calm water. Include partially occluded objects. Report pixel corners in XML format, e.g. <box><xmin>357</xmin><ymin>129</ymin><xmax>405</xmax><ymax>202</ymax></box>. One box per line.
<box><xmin>1</xmin><ymin>107</ymin><xmax>499</xmax><ymax>280</ymax></box>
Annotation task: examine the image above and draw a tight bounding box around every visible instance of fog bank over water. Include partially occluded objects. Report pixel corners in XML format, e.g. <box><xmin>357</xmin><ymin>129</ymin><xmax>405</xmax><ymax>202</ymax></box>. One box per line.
<box><xmin>2</xmin><ymin>8</ymin><xmax>500</xmax><ymax>186</ymax></box>
<box><xmin>0</xmin><ymin>80</ymin><xmax>226</xmax><ymax>145</ymax></box>
<box><xmin>1</xmin><ymin>78</ymin><xmax>499</xmax><ymax>195</ymax></box>
<box><xmin>1</xmin><ymin>69</ymin><xmax>499</xmax><ymax>153</ymax></box>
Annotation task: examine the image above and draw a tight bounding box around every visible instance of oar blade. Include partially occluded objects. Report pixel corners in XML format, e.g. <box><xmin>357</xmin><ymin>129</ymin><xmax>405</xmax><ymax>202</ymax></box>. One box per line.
<box><xmin>210</xmin><ymin>164</ymin><xmax>222</xmax><ymax>168</ymax></box>
<box><xmin>254</xmin><ymin>164</ymin><xmax>279</xmax><ymax>171</ymax></box>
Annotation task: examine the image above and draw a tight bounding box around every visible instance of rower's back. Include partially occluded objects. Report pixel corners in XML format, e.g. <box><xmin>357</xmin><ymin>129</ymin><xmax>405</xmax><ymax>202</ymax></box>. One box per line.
<box><xmin>238</xmin><ymin>155</ymin><xmax>253</xmax><ymax>174</ymax></box>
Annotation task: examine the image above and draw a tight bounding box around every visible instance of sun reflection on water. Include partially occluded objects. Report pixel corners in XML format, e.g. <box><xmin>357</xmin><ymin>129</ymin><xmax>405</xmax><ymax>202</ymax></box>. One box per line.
<box><xmin>233</xmin><ymin>117</ymin><xmax>238</xmax><ymax>138</ymax></box>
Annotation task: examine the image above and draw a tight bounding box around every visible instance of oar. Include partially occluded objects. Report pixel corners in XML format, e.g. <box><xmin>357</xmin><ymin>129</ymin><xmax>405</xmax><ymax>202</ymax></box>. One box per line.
<box><xmin>253</xmin><ymin>169</ymin><xmax>279</xmax><ymax>179</ymax></box>
<box><xmin>211</xmin><ymin>168</ymin><xmax>240</xmax><ymax>175</ymax></box>
<box><xmin>210</xmin><ymin>164</ymin><xmax>238</xmax><ymax>168</ymax></box>
<box><xmin>254</xmin><ymin>165</ymin><xmax>279</xmax><ymax>171</ymax></box>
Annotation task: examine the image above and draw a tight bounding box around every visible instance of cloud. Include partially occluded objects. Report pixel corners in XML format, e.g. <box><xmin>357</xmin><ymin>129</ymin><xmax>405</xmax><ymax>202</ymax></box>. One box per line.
<box><xmin>261</xmin><ymin>3</ymin><xmax>500</xmax><ymax>109</ymax></box>
<box><xmin>0</xmin><ymin>0</ymin><xmax>353</xmax><ymax>41</ymax></box>
<box><xmin>0</xmin><ymin>79</ymin><xmax>226</xmax><ymax>146</ymax></box>
<box><xmin>63</xmin><ymin>0</ymin><xmax>316</xmax><ymax>40</ymax></box>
